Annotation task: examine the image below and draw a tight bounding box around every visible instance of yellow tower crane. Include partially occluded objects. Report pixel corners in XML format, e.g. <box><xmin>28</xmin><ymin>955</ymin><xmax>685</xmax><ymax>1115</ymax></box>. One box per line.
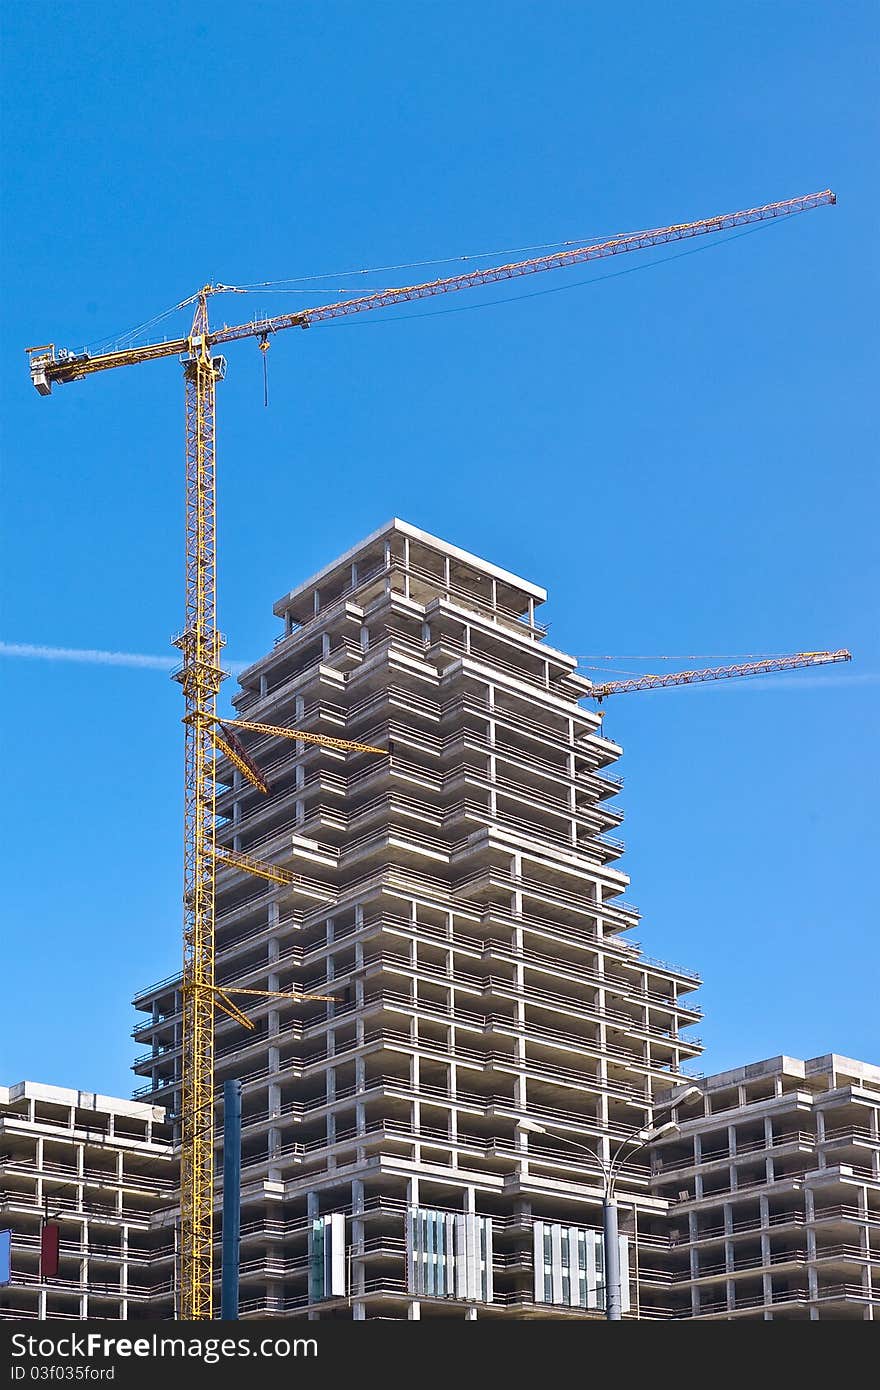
<box><xmin>26</xmin><ymin>189</ymin><xmax>835</xmax><ymax>1319</ymax></box>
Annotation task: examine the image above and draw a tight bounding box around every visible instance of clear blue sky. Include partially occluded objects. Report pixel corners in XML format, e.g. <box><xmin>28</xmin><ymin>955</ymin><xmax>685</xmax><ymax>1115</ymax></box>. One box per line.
<box><xmin>1</xmin><ymin>2</ymin><xmax>877</xmax><ymax>1097</ymax></box>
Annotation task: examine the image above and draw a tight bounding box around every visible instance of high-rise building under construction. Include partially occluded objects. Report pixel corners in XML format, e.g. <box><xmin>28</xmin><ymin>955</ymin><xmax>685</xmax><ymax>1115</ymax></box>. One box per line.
<box><xmin>131</xmin><ymin>520</ymin><xmax>703</xmax><ymax>1318</ymax></box>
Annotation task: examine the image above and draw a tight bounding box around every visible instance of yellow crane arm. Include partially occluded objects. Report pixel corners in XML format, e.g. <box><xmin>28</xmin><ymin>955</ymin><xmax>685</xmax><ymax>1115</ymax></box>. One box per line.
<box><xmin>209</xmin><ymin>191</ymin><xmax>836</xmax><ymax>343</ymax></box>
<box><xmin>26</xmin><ymin>337</ymin><xmax>191</xmax><ymax>391</ymax></box>
<box><xmin>590</xmin><ymin>649</ymin><xmax>851</xmax><ymax>700</ymax></box>
<box><xmin>27</xmin><ymin>190</ymin><xmax>835</xmax><ymax>394</ymax></box>
<box><xmin>212</xmin><ymin>845</ymin><xmax>302</xmax><ymax>885</ymax></box>
<box><xmin>213</xmin><ymin>983</ymin><xmax>341</xmax><ymax>1031</ymax></box>
<box><xmin>219</xmin><ymin>715</ymin><xmax>385</xmax><ymax>756</ymax></box>
<box><xmin>220</xmin><ymin>985</ymin><xmax>340</xmax><ymax>1003</ymax></box>
<box><xmin>210</xmin><ymin>728</ymin><xmax>271</xmax><ymax>795</ymax></box>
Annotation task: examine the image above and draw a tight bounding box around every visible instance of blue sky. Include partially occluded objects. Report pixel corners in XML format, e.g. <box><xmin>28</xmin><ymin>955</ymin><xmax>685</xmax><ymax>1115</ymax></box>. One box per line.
<box><xmin>1</xmin><ymin>1</ymin><xmax>877</xmax><ymax>1097</ymax></box>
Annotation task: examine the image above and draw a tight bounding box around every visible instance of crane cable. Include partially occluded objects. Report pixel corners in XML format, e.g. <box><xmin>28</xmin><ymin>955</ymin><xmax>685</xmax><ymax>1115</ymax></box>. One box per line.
<box><xmin>83</xmin><ymin>205</ymin><xmax>797</xmax><ymax>355</ymax></box>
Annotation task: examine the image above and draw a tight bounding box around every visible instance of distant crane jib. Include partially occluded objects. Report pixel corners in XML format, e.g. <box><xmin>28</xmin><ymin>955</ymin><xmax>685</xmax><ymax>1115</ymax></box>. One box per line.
<box><xmin>590</xmin><ymin>649</ymin><xmax>851</xmax><ymax>699</ymax></box>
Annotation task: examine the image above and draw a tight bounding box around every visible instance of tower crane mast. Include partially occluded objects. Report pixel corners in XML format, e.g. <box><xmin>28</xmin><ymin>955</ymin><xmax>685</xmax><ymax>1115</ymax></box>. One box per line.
<box><xmin>26</xmin><ymin>189</ymin><xmax>836</xmax><ymax>1319</ymax></box>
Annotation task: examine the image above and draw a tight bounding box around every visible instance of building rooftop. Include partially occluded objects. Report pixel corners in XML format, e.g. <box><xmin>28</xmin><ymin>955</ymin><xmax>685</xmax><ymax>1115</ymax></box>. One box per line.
<box><xmin>272</xmin><ymin>518</ymin><xmax>547</xmax><ymax>620</ymax></box>
<box><xmin>686</xmin><ymin>1053</ymin><xmax>880</xmax><ymax>1094</ymax></box>
<box><xmin>1</xmin><ymin>1080</ymin><xmax>166</xmax><ymax>1123</ymax></box>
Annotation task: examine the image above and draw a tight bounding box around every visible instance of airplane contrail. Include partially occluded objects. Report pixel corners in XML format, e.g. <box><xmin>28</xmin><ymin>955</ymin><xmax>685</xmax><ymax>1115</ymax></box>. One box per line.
<box><xmin>1</xmin><ymin>641</ymin><xmax>869</xmax><ymax>693</ymax></box>
<box><xmin>0</xmin><ymin>641</ymin><xmax>250</xmax><ymax>675</ymax></box>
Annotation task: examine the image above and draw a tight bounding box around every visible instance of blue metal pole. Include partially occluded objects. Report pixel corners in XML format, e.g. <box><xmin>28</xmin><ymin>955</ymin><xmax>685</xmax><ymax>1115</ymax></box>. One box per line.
<box><xmin>221</xmin><ymin>1079</ymin><xmax>242</xmax><ymax>1320</ymax></box>
<box><xmin>603</xmin><ymin>1198</ymin><xmax>622</xmax><ymax>1320</ymax></box>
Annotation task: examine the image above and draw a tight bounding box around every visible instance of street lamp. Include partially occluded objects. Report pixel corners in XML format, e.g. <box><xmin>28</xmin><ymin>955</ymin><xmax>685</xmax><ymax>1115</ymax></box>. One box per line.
<box><xmin>517</xmin><ymin>1084</ymin><xmax>700</xmax><ymax>1320</ymax></box>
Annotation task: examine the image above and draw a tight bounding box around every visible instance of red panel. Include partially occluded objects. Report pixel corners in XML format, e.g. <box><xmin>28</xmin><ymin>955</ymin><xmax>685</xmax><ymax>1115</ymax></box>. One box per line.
<box><xmin>40</xmin><ymin>1222</ymin><xmax>60</xmax><ymax>1279</ymax></box>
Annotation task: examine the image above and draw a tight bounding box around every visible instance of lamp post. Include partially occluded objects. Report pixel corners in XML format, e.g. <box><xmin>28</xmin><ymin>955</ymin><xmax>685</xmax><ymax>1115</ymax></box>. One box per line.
<box><xmin>517</xmin><ymin>1084</ymin><xmax>699</xmax><ymax>1320</ymax></box>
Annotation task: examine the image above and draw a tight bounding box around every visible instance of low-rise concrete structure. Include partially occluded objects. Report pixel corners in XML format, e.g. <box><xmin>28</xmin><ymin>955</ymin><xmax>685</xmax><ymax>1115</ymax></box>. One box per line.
<box><xmin>0</xmin><ymin>1081</ymin><xmax>175</xmax><ymax>1320</ymax></box>
<box><xmin>643</xmin><ymin>1055</ymin><xmax>880</xmax><ymax>1319</ymax></box>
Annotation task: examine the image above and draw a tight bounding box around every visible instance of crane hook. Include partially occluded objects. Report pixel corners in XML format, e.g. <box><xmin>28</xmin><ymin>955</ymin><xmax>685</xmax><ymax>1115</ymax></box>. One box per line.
<box><xmin>259</xmin><ymin>333</ymin><xmax>270</xmax><ymax>408</ymax></box>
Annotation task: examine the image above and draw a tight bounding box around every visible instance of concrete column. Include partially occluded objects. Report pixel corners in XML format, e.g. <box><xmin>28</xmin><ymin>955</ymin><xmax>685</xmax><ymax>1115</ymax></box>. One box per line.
<box><xmin>762</xmin><ymin>1260</ymin><xmax>773</xmax><ymax>1318</ymax></box>
<box><xmin>268</xmin><ymin>1080</ymin><xmax>281</xmax><ymax>1118</ymax></box>
<box><xmin>355</xmin><ymin>1049</ymin><xmax>366</xmax><ymax>1165</ymax></box>
<box><xmin>268</xmin><ymin>948</ymin><xmax>281</xmax><ymax>1185</ymax></box>
<box><xmin>354</xmin><ymin>935</ymin><xmax>364</xmax><ymax>984</ymax></box>
<box><xmin>407</xmin><ymin>1177</ymin><xmax>421</xmax><ymax>1319</ymax></box>
<box><xmin>859</xmin><ymin>1185</ymin><xmax>874</xmax><ymax>1318</ymax></box>
<box><xmin>512</xmin><ymin>878</ymin><xmax>528</xmax><ymax>1114</ymax></box>
<box><xmin>410</xmin><ymin>931</ymin><xmax>422</xmax><ymax>1165</ymax></box>
<box><xmin>464</xmin><ymin>1189</ymin><xmax>479</xmax><ymax>1319</ymax></box>
<box><xmin>804</xmin><ymin>1185</ymin><xmax>819</xmax><ymax>1317</ymax></box>
<box><xmin>266</xmin><ymin>947</ymin><xmax>281</xmax><ymax>1179</ymax></box>
<box><xmin>307</xmin><ymin>1192</ymin><xmax>320</xmax><ymax>1320</ymax></box>
<box><xmin>486</xmin><ymin>688</ymin><xmax>498</xmax><ymax>823</ymax></box>
<box><xmin>82</xmin><ymin>1217</ymin><xmax>91</xmax><ymax>1300</ymax></box>
<box><xmin>445</xmin><ymin>935</ymin><xmax>457</xmax><ymax>1163</ymax></box>
<box><xmin>403</xmin><ymin>536</ymin><xmax>411</xmax><ymax>598</ymax></box>
<box><xmin>326</xmin><ymin>918</ymin><xmax>337</xmax><ymax>1164</ymax></box>
<box><xmin>351</xmin><ymin>1178</ymin><xmax>366</xmax><ymax>1319</ymax></box>
<box><xmin>568</xmin><ymin>723</ymin><xmax>578</xmax><ymax>845</ymax></box>
<box><xmin>757</xmin><ymin>1193</ymin><xmax>772</xmax><ymax>1316</ymax></box>
<box><xmin>764</xmin><ymin>1116</ymin><xmax>774</xmax><ymax>1185</ymax></box>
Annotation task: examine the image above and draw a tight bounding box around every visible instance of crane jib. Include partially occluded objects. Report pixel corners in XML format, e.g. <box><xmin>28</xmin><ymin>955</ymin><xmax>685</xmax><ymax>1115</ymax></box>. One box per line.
<box><xmin>26</xmin><ymin>190</ymin><xmax>835</xmax><ymax>389</ymax></box>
